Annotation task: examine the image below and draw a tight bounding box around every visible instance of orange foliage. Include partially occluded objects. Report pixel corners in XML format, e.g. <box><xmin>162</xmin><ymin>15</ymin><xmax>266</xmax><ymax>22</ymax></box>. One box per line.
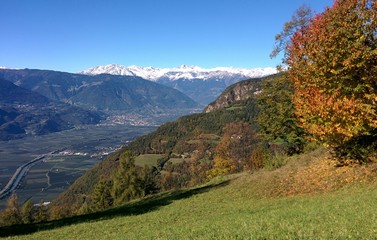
<box><xmin>275</xmin><ymin>157</ymin><xmax>377</xmax><ymax>197</ymax></box>
<box><xmin>287</xmin><ymin>0</ymin><xmax>377</xmax><ymax>147</ymax></box>
<box><xmin>206</xmin><ymin>121</ymin><xmax>259</xmax><ymax>179</ymax></box>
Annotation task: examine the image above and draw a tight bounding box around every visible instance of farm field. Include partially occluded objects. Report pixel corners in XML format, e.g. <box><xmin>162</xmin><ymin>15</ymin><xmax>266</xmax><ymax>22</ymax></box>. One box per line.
<box><xmin>0</xmin><ymin>125</ymin><xmax>156</xmax><ymax>209</ymax></box>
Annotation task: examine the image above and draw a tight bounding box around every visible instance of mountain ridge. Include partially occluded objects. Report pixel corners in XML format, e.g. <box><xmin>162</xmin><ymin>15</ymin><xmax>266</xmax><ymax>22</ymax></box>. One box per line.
<box><xmin>0</xmin><ymin>78</ymin><xmax>102</xmax><ymax>140</ymax></box>
<box><xmin>80</xmin><ymin>64</ymin><xmax>277</xmax><ymax>81</ymax></box>
<box><xmin>0</xmin><ymin>69</ymin><xmax>199</xmax><ymax>113</ymax></box>
<box><xmin>80</xmin><ymin>64</ymin><xmax>277</xmax><ymax>105</ymax></box>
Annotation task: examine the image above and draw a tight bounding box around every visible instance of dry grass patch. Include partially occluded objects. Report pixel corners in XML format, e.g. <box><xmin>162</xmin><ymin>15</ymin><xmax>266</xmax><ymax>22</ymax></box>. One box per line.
<box><xmin>231</xmin><ymin>147</ymin><xmax>377</xmax><ymax>198</ymax></box>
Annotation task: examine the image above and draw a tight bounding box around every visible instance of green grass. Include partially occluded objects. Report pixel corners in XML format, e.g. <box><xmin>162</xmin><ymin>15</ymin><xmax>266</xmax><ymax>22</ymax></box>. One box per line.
<box><xmin>2</xmin><ymin>151</ymin><xmax>377</xmax><ymax>239</ymax></box>
<box><xmin>134</xmin><ymin>154</ymin><xmax>165</xmax><ymax>167</ymax></box>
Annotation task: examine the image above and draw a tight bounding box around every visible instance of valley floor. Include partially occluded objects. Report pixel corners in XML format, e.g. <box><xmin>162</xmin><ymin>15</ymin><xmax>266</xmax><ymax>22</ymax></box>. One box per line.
<box><xmin>2</xmin><ymin>148</ymin><xmax>377</xmax><ymax>239</ymax></box>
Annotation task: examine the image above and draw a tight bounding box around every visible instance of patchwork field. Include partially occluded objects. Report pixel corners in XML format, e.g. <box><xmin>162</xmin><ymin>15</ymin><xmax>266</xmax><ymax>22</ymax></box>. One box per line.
<box><xmin>0</xmin><ymin>125</ymin><xmax>155</xmax><ymax>209</ymax></box>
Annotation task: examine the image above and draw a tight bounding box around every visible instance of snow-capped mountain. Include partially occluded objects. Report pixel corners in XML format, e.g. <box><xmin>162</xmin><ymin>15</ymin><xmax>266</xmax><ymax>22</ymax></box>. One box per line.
<box><xmin>81</xmin><ymin>64</ymin><xmax>277</xmax><ymax>106</ymax></box>
<box><xmin>81</xmin><ymin>64</ymin><xmax>276</xmax><ymax>81</ymax></box>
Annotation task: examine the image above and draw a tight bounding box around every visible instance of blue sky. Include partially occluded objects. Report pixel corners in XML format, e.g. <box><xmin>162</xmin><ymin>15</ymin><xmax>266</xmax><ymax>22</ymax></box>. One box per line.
<box><xmin>0</xmin><ymin>0</ymin><xmax>333</xmax><ymax>73</ymax></box>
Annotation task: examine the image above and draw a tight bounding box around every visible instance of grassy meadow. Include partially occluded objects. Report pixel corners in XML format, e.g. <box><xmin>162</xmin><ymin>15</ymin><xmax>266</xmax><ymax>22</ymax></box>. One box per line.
<box><xmin>2</xmin><ymin>148</ymin><xmax>377</xmax><ymax>239</ymax></box>
<box><xmin>135</xmin><ymin>154</ymin><xmax>165</xmax><ymax>167</ymax></box>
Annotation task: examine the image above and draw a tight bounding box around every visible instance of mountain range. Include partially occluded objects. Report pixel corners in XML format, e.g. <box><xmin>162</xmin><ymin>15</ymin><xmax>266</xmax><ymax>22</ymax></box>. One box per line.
<box><xmin>0</xmin><ymin>68</ymin><xmax>200</xmax><ymax>140</ymax></box>
<box><xmin>0</xmin><ymin>65</ymin><xmax>276</xmax><ymax>140</ymax></box>
<box><xmin>81</xmin><ymin>64</ymin><xmax>277</xmax><ymax>105</ymax></box>
<box><xmin>0</xmin><ymin>69</ymin><xmax>198</xmax><ymax>112</ymax></box>
<box><xmin>0</xmin><ymin>78</ymin><xmax>102</xmax><ymax>140</ymax></box>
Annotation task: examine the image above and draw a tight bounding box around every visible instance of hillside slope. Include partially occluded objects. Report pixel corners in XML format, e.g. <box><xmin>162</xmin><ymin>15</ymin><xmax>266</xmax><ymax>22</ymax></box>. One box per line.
<box><xmin>0</xmin><ymin>69</ymin><xmax>199</xmax><ymax>113</ymax></box>
<box><xmin>0</xmin><ymin>78</ymin><xmax>102</xmax><ymax>140</ymax></box>
<box><xmin>2</xmin><ymin>148</ymin><xmax>377</xmax><ymax>239</ymax></box>
<box><xmin>50</xmin><ymin>97</ymin><xmax>259</xmax><ymax>209</ymax></box>
<box><xmin>49</xmin><ymin>74</ymin><xmax>277</xmax><ymax>211</ymax></box>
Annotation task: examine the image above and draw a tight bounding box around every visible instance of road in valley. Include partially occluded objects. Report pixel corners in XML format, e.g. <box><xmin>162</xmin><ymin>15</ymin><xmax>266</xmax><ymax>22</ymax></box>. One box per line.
<box><xmin>0</xmin><ymin>154</ymin><xmax>50</xmax><ymax>199</ymax></box>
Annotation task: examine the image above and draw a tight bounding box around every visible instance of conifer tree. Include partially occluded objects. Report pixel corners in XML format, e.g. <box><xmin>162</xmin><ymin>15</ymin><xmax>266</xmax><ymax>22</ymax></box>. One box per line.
<box><xmin>35</xmin><ymin>200</ymin><xmax>49</xmax><ymax>223</ymax></box>
<box><xmin>21</xmin><ymin>199</ymin><xmax>34</xmax><ymax>224</ymax></box>
<box><xmin>139</xmin><ymin>165</ymin><xmax>159</xmax><ymax>196</ymax></box>
<box><xmin>111</xmin><ymin>151</ymin><xmax>143</xmax><ymax>205</ymax></box>
<box><xmin>91</xmin><ymin>176</ymin><xmax>113</xmax><ymax>211</ymax></box>
<box><xmin>2</xmin><ymin>194</ymin><xmax>22</xmax><ymax>226</ymax></box>
<box><xmin>256</xmin><ymin>73</ymin><xmax>306</xmax><ymax>154</ymax></box>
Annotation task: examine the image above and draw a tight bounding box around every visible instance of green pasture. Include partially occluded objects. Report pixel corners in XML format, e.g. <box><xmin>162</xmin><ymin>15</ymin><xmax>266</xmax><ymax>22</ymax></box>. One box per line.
<box><xmin>3</xmin><ymin>173</ymin><xmax>377</xmax><ymax>239</ymax></box>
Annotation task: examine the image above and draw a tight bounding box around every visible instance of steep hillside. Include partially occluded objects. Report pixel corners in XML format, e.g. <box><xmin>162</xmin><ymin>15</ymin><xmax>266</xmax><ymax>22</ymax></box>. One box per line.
<box><xmin>0</xmin><ymin>69</ymin><xmax>199</xmax><ymax>114</ymax></box>
<box><xmin>49</xmin><ymin>74</ymin><xmax>281</xmax><ymax>211</ymax></box>
<box><xmin>0</xmin><ymin>79</ymin><xmax>102</xmax><ymax>140</ymax></box>
<box><xmin>2</xmin><ymin>149</ymin><xmax>377</xmax><ymax>239</ymax></box>
<box><xmin>50</xmin><ymin>97</ymin><xmax>259</xmax><ymax>209</ymax></box>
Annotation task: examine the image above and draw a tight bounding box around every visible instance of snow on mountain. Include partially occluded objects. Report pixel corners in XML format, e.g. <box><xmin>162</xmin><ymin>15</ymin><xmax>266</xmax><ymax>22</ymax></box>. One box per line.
<box><xmin>80</xmin><ymin>64</ymin><xmax>278</xmax><ymax>106</ymax></box>
<box><xmin>80</xmin><ymin>64</ymin><xmax>277</xmax><ymax>81</ymax></box>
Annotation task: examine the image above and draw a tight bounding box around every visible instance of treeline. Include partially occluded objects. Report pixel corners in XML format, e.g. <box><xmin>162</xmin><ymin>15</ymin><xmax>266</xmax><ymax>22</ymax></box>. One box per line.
<box><xmin>0</xmin><ymin>195</ymin><xmax>49</xmax><ymax>226</ymax></box>
<box><xmin>126</xmin><ymin>99</ymin><xmax>259</xmax><ymax>155</ymax></box>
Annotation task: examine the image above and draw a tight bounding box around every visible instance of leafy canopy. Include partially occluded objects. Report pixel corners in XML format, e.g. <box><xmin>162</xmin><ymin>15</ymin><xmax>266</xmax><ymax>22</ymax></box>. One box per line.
<box><xmin>285</xmin><ymin>0</ymin><xmax>377</xmax><ymax>159</ymax></box>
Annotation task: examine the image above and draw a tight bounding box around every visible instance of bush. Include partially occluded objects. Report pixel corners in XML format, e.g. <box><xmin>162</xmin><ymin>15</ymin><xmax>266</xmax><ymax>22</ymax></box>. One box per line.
<box><xmin>333</xmin><ymin>130</ymin><xmax>377</xmax><ymax>163</ymax></box>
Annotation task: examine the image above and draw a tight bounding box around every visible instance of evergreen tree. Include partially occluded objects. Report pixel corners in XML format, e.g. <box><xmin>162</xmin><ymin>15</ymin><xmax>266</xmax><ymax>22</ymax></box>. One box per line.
<box><xmin>21</xmin><ymin>199</ymin><xmax>34</xmax><ymax>224</ymax></box>
<box><xmin>34</xmin><ymin>200</ymin><xmax>49</xmax><ymax>223</ymax></box>
<box><xmin>111</xmin><ymin>151</ymin><xmax>143</xmax><ymax>205</ymax></box>
<box><xmin>2</xmin><ymin>194</ymin><xmax>22</xmax><ymax>226</ymax></box>
<box><xmin>256</xmin><ymin>73</ymin><xmax>306</xmax><ymax>154</ymax></box>
<box><xmin>76</xmin><ymin>201</ymin><xmax>92</xmax><ymax>215</ymax></box>
<box><xmin>91</xmin><ymin>176</ymin><xmax>113</xmax><ymax>211</ymax></box>
<box><xmin>139</xmin><ymin>165</ymin><xmax>159</xmax><ymax>197</ymax></box>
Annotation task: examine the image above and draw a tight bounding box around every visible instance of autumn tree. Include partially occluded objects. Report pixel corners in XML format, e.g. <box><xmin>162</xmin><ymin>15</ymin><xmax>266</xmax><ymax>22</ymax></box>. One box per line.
<box><xmin>206</xmin><ymin>155</ymin><xmax>237</xmax><ymax>179</ymax></box>
<box><xmin>285</xmin><ymin>0</ymin><xmax>377</xmax><ymax>161</ymax></box>
<box><xmin>189</xmin><ymin>157</ymin><xmax>212</xmax><ymax>186</ymax></box>
<box><xmin>207</xmin><ymin>121</ymin><xmax>259</xmax><ymax>178</ymax></box>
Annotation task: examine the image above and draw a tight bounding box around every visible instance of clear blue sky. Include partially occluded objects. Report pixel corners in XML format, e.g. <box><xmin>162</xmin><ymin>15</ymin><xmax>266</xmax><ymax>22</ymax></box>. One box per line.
<box><xmin>0</xmin><ymin>0</ymin><xmax>333</xmax><ymax>73</ymax></box>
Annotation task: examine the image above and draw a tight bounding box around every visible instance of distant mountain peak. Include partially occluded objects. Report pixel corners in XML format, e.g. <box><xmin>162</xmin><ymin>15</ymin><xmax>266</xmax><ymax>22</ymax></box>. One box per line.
<box><xmin>80</xmin><ymin>64</ymin><xmax>278</xmax><ymax>105</ymax></box>
<box><xmin>80</xmin><ymin>64</ymin><xmax>277</xmax><ymax>81</ymax></box>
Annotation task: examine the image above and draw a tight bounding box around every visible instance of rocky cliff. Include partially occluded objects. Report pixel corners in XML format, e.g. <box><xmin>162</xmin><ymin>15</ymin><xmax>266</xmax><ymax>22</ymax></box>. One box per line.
<box><xmin>203</xmin><ymin>74</ymin><xmax>279</xmax><ymax>113</ymax></box>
